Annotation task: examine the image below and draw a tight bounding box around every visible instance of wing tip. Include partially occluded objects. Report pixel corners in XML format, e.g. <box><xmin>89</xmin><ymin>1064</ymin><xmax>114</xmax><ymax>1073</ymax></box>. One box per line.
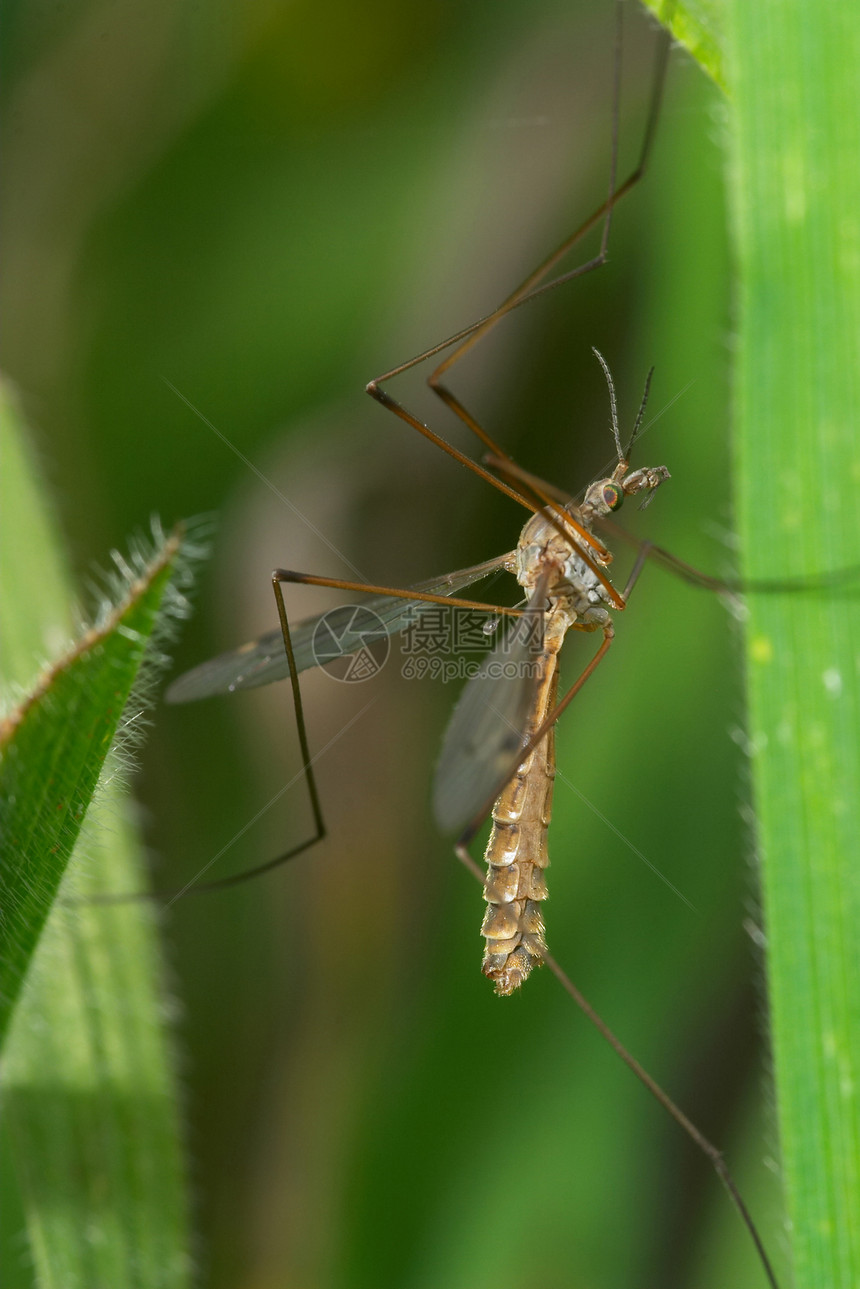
<box><xmin>164</xmin><ymin>670</ymin><xmax>207</xmax><ymax>704</ymax></box>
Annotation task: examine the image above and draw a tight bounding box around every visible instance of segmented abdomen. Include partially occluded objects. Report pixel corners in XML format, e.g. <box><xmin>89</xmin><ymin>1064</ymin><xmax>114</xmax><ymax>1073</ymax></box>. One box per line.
<box><xmin>480</xmin><ymin>634</ymin><xmax>562</xmax><ymax>995</ymax></box>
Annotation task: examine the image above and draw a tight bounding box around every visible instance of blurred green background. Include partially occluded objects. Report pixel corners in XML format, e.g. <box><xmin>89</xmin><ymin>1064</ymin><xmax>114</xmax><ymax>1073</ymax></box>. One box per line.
<box><xmin>1</xmin><ymin>1</ymin><xmax>786</xmax><ymax>1286</ymax></box>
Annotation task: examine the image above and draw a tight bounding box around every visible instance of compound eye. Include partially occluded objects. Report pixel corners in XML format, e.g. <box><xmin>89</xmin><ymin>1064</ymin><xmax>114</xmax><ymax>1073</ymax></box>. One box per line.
<box><xmin>602</xmin><ymin>482</ymin><xmax>624</xmax><ymax>512</ymax></box>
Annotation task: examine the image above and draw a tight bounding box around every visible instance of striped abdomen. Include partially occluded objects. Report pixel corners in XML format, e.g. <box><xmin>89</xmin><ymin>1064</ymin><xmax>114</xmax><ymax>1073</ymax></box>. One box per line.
<box><xmin>480</xmin><ymin>632</ymin><xmax>562</xmax><ymax>995</ymax></box>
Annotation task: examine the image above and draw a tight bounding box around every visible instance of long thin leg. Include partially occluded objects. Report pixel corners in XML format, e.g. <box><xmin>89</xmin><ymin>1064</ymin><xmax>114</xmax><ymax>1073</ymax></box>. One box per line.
<box><xmin>426</xmin><ymin>7</ymin><xmax>626</xmax><ymax>430</ymax></box>
<box><xmin>367</xmin><ymin>382</ymin><xmax>611</xmax><ymax>576</ymax></box>
<box><xmin>374</xmin><ymin>363</ymin><xmax>612</xmax><ymax>570</ymax></box>
<box><xmin>483</xmin><ymin>452</ymin><xmax>574</xmax><ymax>507</ymax></box>
<box><xmin>90</xmin><ymin>570</ymin><xmax>530</xmax><ymax>904</ymax></box>
<box><xmin>276</xmin><ymin>496</ymin><xmax>617</xmax><ymax>620</ymax></box>
<box><xmin>273</xmin><ymin>568</ymin><xmax>524</xmax><ymax>618</ymax></box>
<box><xmin>364</xmin><ymin>13</ymin><xmax>670</xmax><ymax>600</ymax></box>
<box><xmin>371</xmin><ymin>15</ymin><xmax>669</xmax><ymax>409</ymax></box>
<box><xmin>367</xmin><ymin>15</ymin><xmax>670</xmax><ymax>471</ymax></box>
<box><xmin>452</xmin><ymin>595</ymin><xmax>780</xmax><ymax>1288</ymax></box>
<box><xmin>598</xmin><ymin>515</ymin><xmax>860</xmax><ymax>596</ymax></box>
<box><xmin>540</xmin><ymin>950</ymin><xmax>780</xmax><ymax>1289</ymax></box>
<box><xmin>473</xmin><ymin>456</ymin><xmax>627</xmax><ymax>609</ymax></box>
<box><xmin>367</xmin><ymin>382</ymin><xmax>538</xmax><ymax>512</ymax></box>
<box><xmin>84</xmin><ymin>574</ymin><xmax>329</xmax><ymax>903</ymax></box>
<box><xmin>366</xmin><ymin>16</ymin><xmax>669</xmax><ymax>512</ymax></box>
<box><xmin>188</xmin><ymin>568</ymin><xmax>529</xmax><ymax>895</ymax></box>
<box><xmin>459</xmin><ymin>830</ymin><xmax>781</xmax><ymax>1288</ymax></box>
<box><xmin>430</xmin><ymin>14</ymin><xmax>669</xmax><ymax>391</ymax></box>
<box><xmin>487</xmin><ymin>454</ymin><xmax>860</xmax><ymax>598</ymax></box>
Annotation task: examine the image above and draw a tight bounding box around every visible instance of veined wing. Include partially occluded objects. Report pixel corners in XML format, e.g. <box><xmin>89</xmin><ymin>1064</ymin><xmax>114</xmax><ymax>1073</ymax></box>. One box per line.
<box><xmin>166</xmin><ymin>554</ymin><xmax>512</xmax><ymax>703</ymax></box>
<box><xmin>433</xmin><ymin>597</ymin><xmax>546</xmax><ymax>838</ymax></box>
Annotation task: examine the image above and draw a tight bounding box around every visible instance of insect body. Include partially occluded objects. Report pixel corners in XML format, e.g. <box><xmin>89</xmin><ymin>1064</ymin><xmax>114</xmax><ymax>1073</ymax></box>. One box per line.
<box><xmin>433</xmin><ymin>415</ymin><xmax>670</xmax><ymax>992</ymax></box>
<box><xmin>166</xmin><ymin>354</ymin><xmax>669</xmax><ymax>997</ymax></box>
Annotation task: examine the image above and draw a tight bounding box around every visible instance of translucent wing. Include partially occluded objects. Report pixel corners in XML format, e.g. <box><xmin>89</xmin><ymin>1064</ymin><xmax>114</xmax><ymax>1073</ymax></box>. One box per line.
<box><xmin>166</xmin><ymin>555</ymin><xmax>512</xmax><ymax>703</ymax></box>
<box><xmin>433</xmin><ymin>602</ymin><xmax>545</xmax><ymax>837</ymax></box>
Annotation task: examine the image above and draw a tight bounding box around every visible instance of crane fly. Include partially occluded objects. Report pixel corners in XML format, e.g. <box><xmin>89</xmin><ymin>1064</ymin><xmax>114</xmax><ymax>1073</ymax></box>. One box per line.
<box><xmin>167</xmin><ymin>352</ymin><xmax>669</xmax><ymax>991</ymax></box>
<box><xmin>432</xmin><ymin>358</ymin><xmax>669</xmax><ymax>993</ymax></box>
<box><xmin>160</xmin><ymin>12</ymin><xmax>791</xmax><ymax>1288</ymax></box>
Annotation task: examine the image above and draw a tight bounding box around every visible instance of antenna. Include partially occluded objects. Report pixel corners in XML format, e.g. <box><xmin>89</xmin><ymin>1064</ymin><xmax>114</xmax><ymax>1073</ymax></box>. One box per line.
<box><xmin>591</xmin><ymin>347</ymin><xmax>623</xmax><ymax>461</ymax></box>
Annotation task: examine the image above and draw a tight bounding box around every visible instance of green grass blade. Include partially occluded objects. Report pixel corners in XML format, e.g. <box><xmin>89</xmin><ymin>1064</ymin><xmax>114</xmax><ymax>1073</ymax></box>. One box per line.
<box><xmin>649</xmin><ymin>4</ymin><xmax>860</xmax><ymax>1285</ymax></box>
<box><xmin>2</xmin><ymin>794</ymin><xmax>194</xmax><ymax>1289</ymax></box>
<box><xmin>725</xmin><ymin>5</ymin><xmax>860</xmax><ymax>1286</ymax></box>
<box><xmin>0</xmin><ymin>521</ymin><xmax>181</xmax><ymax>1044</ymax></box>
<box><xmin>0</xmin><ymin>381</ymin><xmax>192</xmax><ymax>1286</ymax></box>
<box><xmin>645</xmin><ymin>0</ymin><xmax>726</xmax><ymax>88</ymax></box>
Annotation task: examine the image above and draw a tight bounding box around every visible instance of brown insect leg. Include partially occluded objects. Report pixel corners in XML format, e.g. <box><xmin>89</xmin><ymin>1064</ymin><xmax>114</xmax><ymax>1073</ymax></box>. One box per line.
<box><xmin>478</xmin><ymin>454</ymin><xmax>626</xmax><ymax>608</ymax></box>
<box><xmin>540</xmin><ymin>950</ymin><xmax>781</xmax><ymax>1289</ymax></box>
<box><xmin>273</xmin><ymin>568</ymin><xmax>524</xmax><ymax>619</ymax></box>
<box><xmin>523</xmin><ymin>622</ymin><xmax>615</xmax><ymax>767</ymax></box>
<box><xmin>451</xmin><ymin>601</ymin><xmax>781</xmax><ymax>1289</ymax></box>
<box><xmin>482</xmin><ymin>453</ymin><xmax>574</xmax><ymax>507</ymax></box>
<box><xmin>79</xmin><ymin>577</ymin><xmax>329</xmax><ymax>904</ymax></box>
<box><xmin>366</xmin><ymin>13</ymin><xmax>671</xmax><ymax>525</ymax></box>
<box><xmin>169</xmin><ymin>567</ymin><xmax>528</xmax><ymax>896</ymax></box>
<box><xmin>599</xmin><ymin>515</ymin><xmax>860</xmax><ymax>597</ymax></box>
<box><xmin>365</xmin><ymin>382</ymin><xmax>537</xmax><ymax>513</ymax></box>
<box><xmin>424</xmin><ymin>6</ymin><xmax>670</xmax><ymax>397</ymax></box>
<box><xmin>216</xmin><ymin>567</ymin><xmax>530</xmax><ymax>892</ymax></box>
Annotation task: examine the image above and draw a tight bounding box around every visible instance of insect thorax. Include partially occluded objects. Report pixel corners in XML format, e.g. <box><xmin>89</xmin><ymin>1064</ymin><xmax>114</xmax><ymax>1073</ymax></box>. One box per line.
<box><xmin>515</xmin><ymin>508</ymin><xmax>612</xmax><ymax>623</ymax></box>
